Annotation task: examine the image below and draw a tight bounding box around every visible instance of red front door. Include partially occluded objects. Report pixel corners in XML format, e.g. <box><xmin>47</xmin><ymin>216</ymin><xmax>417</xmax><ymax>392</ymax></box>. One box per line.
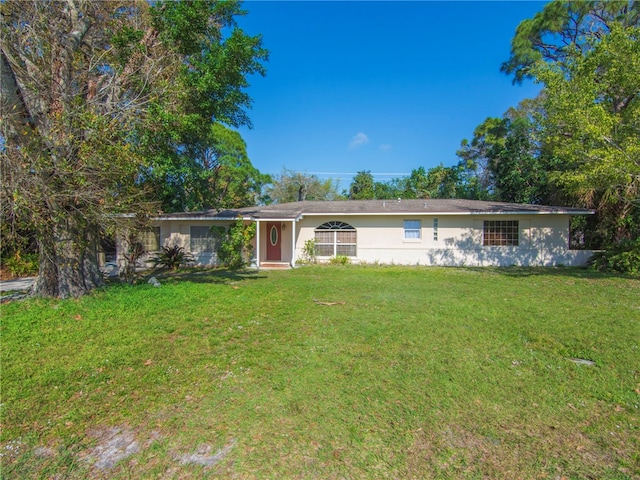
<box><xmin>266</xmin><ymin>222</ymin><xmax>281</xmax><ymax>261</ymax></box>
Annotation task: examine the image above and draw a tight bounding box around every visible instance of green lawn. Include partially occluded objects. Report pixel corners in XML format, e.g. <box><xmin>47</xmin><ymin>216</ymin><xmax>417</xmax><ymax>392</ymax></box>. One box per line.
<box><xmin>1</xmin><ymin>266</ymin><xmax>639</xmax><ymax>479</ymax></box>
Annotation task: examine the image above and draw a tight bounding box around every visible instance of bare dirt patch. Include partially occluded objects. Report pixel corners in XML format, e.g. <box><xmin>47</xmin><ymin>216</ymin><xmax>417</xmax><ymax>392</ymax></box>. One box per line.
<box><xmin>176</xmin><ymin>439</ymin><xmax>236</xmax><ymax>468</ymax></box>
<box><xmin>75</xmin><ymin>425</ymin><xmax>235</xmax><ymax>475</ymax></box>
<box><xmin>81</xmin><ymin>426</ymin><xmax>141</xmax><ymax>471</ymax></box>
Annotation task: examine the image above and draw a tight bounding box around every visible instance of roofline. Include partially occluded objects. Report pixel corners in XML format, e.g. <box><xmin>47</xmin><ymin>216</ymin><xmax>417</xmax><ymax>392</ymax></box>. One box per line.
<box><xmin>151</xmin><ymin>210</ymin><xmax>594</xmax><ymax>221</ymax></box>
<box><xmin>153</xmin><ymin>216</ymin><xmax>246</xmax><ymax>221</ymax></box>
<box><xmin>296</xmin><ymin>210</ymin><xmax>595</xmax><ymax>217</ymax></box>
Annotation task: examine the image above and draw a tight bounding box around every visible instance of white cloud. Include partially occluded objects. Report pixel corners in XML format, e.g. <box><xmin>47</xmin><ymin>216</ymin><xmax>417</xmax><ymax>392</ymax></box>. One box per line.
<box><xmin>379</xmin><ymin>144</ymin><xmax>392</xmax><ymax>151</ymax></box>
<box><xmin>348</xmin><ymin>132</ymin><xmax>369</xmax><ymax>150</ymax></box>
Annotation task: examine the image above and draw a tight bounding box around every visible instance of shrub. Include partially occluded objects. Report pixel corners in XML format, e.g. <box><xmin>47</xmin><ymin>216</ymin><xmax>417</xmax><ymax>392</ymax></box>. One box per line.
<box><xmin>151</xmin><ymin>245</ymin><xmax>195</xmax><ymax>271</ymax></box>
<box><xmin>329</xmin><ymin>255</ymin><xmax>350</xmax><ymax>265</ymax></box>
<box><xmin>589</xmin><ymin>239</ymin><xmax>640</xmax><ymax>275</ymax></box>
<box><xmin>299</xmin><ymin>239</ymin><xmax>318</xmax><ymax>264</ymax></box>
<box><xmin>216</xmin><ymin>218</ymin><xmax>256</xmax><ymax>269</ymax></box>
<box><xmin>3</xmin><ymin>252</ymin><xmax>39</xmax><ymax>278</ymax></box>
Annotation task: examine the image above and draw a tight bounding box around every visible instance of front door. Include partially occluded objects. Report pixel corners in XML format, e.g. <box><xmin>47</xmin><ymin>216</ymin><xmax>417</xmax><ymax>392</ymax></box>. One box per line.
<box><xmin>266</xmin><ymin>222</ymin><xmax>281</xmax><ymax>261</ymax></box>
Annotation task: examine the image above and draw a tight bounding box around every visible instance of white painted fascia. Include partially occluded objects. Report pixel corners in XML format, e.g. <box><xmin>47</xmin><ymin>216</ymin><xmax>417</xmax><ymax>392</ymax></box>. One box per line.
<box><xmin>295</xmin><ymin>210</ymin><xmax>593</xmax><ymax>217</ymax></box>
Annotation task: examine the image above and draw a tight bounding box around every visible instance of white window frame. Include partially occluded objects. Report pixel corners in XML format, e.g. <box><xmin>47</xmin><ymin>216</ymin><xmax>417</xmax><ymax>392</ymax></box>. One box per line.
<box><xmin>433</xmin><ymin>218</ymin><xmax>438</xmax><ymax>242</ymax></box>
<box><xmin>403</xmin><ymin>219</ymin><xmax>421</xmax><ymax>241</ymax></box>
<box><xmin>314</xmin><ymin>221</ymin><xmax>357</xmax><ymax>257</ymax></box>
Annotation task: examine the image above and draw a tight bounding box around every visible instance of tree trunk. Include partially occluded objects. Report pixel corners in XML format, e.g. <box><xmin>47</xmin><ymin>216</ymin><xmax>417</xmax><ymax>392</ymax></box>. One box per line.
<box><xmin>32</xmin><ymin>220</ymin><xmax>105</xmax><ymax>298</ymax></box>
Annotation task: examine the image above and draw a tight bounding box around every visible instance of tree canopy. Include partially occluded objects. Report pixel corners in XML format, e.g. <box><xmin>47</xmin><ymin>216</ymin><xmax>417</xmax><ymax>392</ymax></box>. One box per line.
<box><xmin>533</xmin><ymin>23</ymin><xmax>640</xmax><ymax>243</ymax></box>
<box><xmin>266</xmin><ymin>170</ymin><xmax>342</xmax><ymax>204</ymax></box>
<box><xmin>1</xmin><ymin>0</ymin><xmax>267</xmax><ymax>297</ymax></box>
<box><xmin>502</xmin><ymin>0</ymin><xmax>639</xmax><ymax>83</ymax></box>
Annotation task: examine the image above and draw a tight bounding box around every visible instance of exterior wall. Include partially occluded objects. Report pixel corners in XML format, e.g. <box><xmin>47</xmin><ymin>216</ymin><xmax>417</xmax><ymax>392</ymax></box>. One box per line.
<box><xmin>116</xmin><ymin>219</ymin><xmax>235</xmax><ymax>268</ymax></box>
<box><xmin>295</xmin><ymin>214</ymin><xmax>595</xmax><ymax>267</ymax></box>
<box><xmin>115</xmin><ymin>214</ymin><xmax>595</xmax><ymax>269</ymax></box>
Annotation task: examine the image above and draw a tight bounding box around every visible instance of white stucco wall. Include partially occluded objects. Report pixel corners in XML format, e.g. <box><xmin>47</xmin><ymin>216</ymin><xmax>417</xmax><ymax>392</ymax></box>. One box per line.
<box><xmin>294</xmin><ymin>214</ymin><xmax>595</xmax><ymax>267</ymax></box>
<box><xmin>116</xmin><ymin>214</ymin><xmax>595</xmax><ymax>269</ymax></box>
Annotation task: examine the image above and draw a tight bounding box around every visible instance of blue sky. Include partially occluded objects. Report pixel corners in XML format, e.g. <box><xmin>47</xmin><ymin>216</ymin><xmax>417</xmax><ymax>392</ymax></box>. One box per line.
<box><xmin>237</xmin><ymin>1</ymin><xmax>545</xmax><ymax>189</ymax></box>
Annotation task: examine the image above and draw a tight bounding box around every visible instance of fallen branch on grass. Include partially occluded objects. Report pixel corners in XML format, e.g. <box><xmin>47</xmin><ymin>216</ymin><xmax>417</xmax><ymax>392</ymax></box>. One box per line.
<box><xmin>313</xmin><ymin>299</ymin><xmax>346</xmax><ymax>306</ymax></box>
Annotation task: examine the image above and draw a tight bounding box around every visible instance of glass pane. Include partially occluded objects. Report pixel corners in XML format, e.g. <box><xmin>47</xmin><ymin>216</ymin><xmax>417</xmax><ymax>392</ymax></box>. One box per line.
<box><xmin>404</xmin><ymin>220</ymin><xmax>420</xmax><ymax>229</ymax></box>
<box><xmin>336</xmin><ymin>245</ymin><xmax>356</xmax><ymax>256</ymax></box>
<box><xmin>315</xmin><ymin>231</ymin><xmax>334</xmax><ymax>243</ymax></box>
<box><xmin>336</xmin><ymin>231</ymin><xmax>356</xmax><ymax>244</ymax></box>
<box><xmin>483</xmin><ymin>221</ymin><xmax>518</xmax><ymax>246</ymax></box>
<box><xmin>143</xmin><ymin>227</ymin><xmax>160</xmax><ymax>252</ymax></box>
<box><xmin>316</xmin><ymin>245</ymin><xmax>334</xmax><ymax>256</ymax></box>
<box><xmin>270</xmin><ymin>225</ymin><xmax>278</xmax><ymax>246</ymax></box>
<box><xmin>191</xmin><ymin>226</ymin><xmax>218</xmax><ymax>253</ymax></box>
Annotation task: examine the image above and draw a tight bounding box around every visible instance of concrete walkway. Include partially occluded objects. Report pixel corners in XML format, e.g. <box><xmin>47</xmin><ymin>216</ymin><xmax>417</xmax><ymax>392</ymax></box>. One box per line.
<box><xmin>0</xmin><ymin>277</ymin><xmax>35</xmax><ymax>293</ymax></box>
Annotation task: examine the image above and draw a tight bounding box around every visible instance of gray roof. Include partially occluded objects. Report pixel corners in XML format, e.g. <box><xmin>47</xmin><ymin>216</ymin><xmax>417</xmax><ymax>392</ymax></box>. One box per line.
<box><xmin>155</xmin><ymin>199</ymin><xmax>594</xmax><ymax>221</ymax></box>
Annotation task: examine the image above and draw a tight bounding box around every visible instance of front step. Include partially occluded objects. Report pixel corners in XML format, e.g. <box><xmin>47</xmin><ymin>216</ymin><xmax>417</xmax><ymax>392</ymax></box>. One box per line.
<box><xmin>260</xmin><ymin>262</ymin><xmax>291</xmax><ymax>270</ymax></box>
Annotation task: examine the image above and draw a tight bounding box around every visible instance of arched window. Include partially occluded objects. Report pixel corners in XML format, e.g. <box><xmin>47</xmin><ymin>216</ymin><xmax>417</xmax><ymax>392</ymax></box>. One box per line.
<box><xmin>315</xmin><ymin>221</ymin><xmax>357</xmax><ymax>257</ymax></box>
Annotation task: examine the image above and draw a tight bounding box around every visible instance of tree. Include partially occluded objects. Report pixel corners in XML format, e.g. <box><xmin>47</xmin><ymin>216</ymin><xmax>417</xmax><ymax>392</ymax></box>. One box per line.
<box><xmin>456</xmin><ymin>97</ymin><xmax>562</xmax><ymax>205</ymax></box>
<box><xmin>348</xmin><ymin>171</ymin><xmax>376</xmax><ymax>199</ymax></box>
<box><xmin>139</xmin><ymin>0</ymin><xmax>268</xmax><ymax>213</ymax></box>
<box><xmin>502</xmin><ymin>0</ymin><xmax>640</xmax><ymax>83</ymax></box>
<box><xmin>491</xmin><ymin>115</ymin><xmax>552</xmax><ymax>204</ymax></box>
<box><xmin>1</xmin><ymin>0</ymin><xmax>267</xmax><ymax>297</ymax></box>
<box><xmin>266</xmin><ymin>170</ymin><xmax>342</xmax><ymax>204</ymax></box>
<box><xmin>455</xmin><ymin>116</ymin><xmax>506</xmax><ymax>200</ymax></box>
<box><xmin>533</xmin><ymin>24</ymin><xmax>640</xmax><ymax>243</ymax></box>
<box><xmin>416</xmin><ymin>165</ymin><xmax>460</xmax><ymax>199</ymax></box>
<box><xmin>149</xmin><ymin>122</ymin><xmax>270</xmax><ymax>211</ymax></box>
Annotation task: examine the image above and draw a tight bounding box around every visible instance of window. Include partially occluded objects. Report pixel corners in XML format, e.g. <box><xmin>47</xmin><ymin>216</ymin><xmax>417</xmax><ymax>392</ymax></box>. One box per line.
<box><xmin>315</xmin><ymin>221</ymin><xmax>357</xmax><ymax>257</ymax></box>
<box><xmin>190</xmin><ymin>226</ymin><xmax>219</xmax><ymax>253</ymax></box>
<box><xmin>483</xmin><ymin>220</ymin><xmax>519</xmax><ymax>246</ymax></box>
<box><xmin>404</xmin><ymin>220</ymin><xmax>421</xmax><ymax>240</ymax></box>
<box><xmin>142</xmin><ymin>227</ymin><xmax>161</xmax><ymax>252</ymax></box>
<box><xmin>433</xmin><ymin>218</ymin><xmax>439</xmax><ymax>241</ymax></box>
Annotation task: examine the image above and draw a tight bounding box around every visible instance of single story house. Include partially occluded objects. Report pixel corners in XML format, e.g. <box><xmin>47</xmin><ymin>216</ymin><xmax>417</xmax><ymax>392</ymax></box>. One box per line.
<box><xmin>118</xmin><ymin>199</ymin><xmax>596</xmax><ymax>269</ymax></box>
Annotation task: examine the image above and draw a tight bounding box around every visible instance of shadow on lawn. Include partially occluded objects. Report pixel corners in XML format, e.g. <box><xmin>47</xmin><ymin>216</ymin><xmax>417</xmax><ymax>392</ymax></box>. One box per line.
<box><xmin>147</xmin><ymin>267</ymin><xmax>267</xmax><ymax>285</ymax></box>
<box><xmin>460</xmin><ymin>265</ymin><xmax>638</xmax><ymax>281</ymax></box>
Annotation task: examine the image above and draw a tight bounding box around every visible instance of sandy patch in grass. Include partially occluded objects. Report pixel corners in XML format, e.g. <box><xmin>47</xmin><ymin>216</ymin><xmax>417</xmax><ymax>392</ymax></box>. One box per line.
<box><xmin>76</xmin><ymin>425</ymin><xmax>235</xmax><ymax>475</ymax></box>
<box><xmin>176</xmin><ymin>439</ymin><xmax>236</xmax><ymax>468</ymax></box>
<box><xmin>82</xmin><ymin>426</ymin><xmax>141</xmax><ymax>470</ymax></box>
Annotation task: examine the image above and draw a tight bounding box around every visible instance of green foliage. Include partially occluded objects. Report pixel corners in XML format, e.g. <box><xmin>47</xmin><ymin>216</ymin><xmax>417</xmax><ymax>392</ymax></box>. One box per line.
<box><xmin>148</xmin><ymin>122</ymin><xmax>271</xmax><ymax>212</ymax></box>
<box><xmin>347</xmin><ymin>167</ymin><xmax>463</xmax><ymax>201</ymax></box>
<box><xmin>142</xmin><ymin>0</ymin><xmax>269</xmax><ymax>213</ymax></box>
<box><xmin>348</xmin><ymin>170</ymin><xmax>376</xmax><ymax>199</ymax></box>
<box><xmin>589</xmin><ymin>239</ymin><xmax>640</xmax><ymax>275</ymax></box>
<box><xmin>501</xmin><ymin>0</ymin><xmax>640</xmax><ymax>83</ymax></box>
<box><xmin>533</xmin><ymin>24</ymin><xmax>640</xmax><ymax>243</ymax></box>
<box><xmin>2</xmin><ymin>252</ymin><xmax>39</xmax><ymax>278</ymax></box>
<box><xmin>150</xmin><ymin>245</ymin><xmax>195</xmax><ymax>271</ymax></box>
<box><xmin>216</xmin><ymin>218</ymin><xmax>256</xmax><ymax>269</ymax></box>
<box><xmin>299</xmin><ymin>239</ymin><xmax>318</xmax><ymax>264</ymax></box>
<box><xmin>151</xmin><ymin>0</ymin><xmax>268</xmax><ymax>128</ymax></box>
<box><xmin>266</xmin><ymin>169</ymin><xmax>342</xmax><ymax>204</ymax></box>
<box><xmin>328</xmin><ymin>255</ymin><xmax>351</xmax><ymax>265</ymax></box>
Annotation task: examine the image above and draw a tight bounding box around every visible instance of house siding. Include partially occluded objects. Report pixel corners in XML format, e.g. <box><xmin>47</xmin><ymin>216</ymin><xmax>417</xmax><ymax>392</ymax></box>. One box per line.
<box><xmin>114</xmin><ymin>200</ymin><xmax>595</xmax><ymax>269</ymax></box>
<box><xmin>295</xmin><ymin>214</ymin><xmax>594</xmax><ymax>267</ymax></box>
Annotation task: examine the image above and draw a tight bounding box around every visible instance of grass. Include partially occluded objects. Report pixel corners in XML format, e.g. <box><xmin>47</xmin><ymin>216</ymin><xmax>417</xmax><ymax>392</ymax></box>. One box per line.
<box><xmin>1</xmin><ymin>266</ymin><xmax>639</xmax><ymax>479</ymax></box>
